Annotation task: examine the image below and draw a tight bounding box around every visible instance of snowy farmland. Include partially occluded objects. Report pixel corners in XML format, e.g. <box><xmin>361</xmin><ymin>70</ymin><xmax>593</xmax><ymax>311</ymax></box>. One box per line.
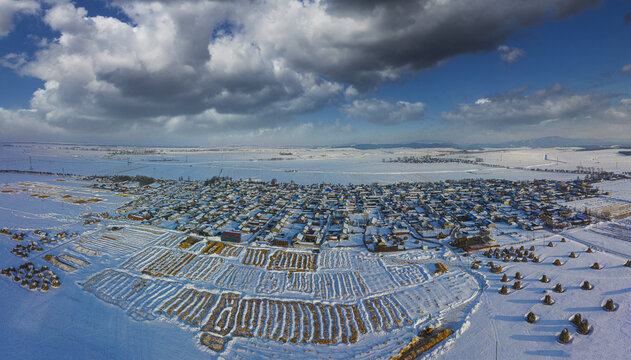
<box><xmin>4</xmin><ymin>143</ymin><xmax>630</xmax><ymax>184</ymax></box>
<box><xmin>1</xmin><ymin>144</ymin><xmax>631</xmax><ymax>359</ymax></box>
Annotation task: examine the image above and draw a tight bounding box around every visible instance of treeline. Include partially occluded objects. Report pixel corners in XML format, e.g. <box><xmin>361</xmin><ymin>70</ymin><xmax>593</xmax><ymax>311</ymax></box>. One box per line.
<box><xmin>386</xmin><ymin>156</ymin><xmax>480</xmax><ymax>164</ymax></box>
<box><xmin>0</xmin><ymin>170</ymin><xmax>69</xmax><ymax>176</ymax></box>
<box><xmin>111</xmin><ymin>175</ymin><xmax>156</xmax><ymax>185</ymax></box>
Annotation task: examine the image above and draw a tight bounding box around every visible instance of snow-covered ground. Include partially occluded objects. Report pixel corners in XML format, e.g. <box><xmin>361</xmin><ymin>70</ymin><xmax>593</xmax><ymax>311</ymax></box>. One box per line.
<box><xmin>4</xmin><ymin>143</ymin><xmax>630</xmax><ymax>184</ymax></box>
<box><xmin>1</xmin><ymin>145</ymin><xmax>631</xmax><ymax>359</ymax></box>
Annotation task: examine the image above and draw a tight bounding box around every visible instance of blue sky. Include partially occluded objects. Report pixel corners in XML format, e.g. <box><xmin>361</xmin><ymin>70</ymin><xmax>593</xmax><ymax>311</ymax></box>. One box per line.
<box><xmin>0</xmin><ymin>0</ymin><xmax>630</xmax><ymax>146</ymax></box>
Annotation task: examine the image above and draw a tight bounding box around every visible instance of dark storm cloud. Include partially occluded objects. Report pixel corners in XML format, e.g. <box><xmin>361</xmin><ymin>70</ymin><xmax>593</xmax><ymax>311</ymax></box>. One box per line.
<box><xmin>1</xmin><ymin>0</ymin><xmax>604</xmax><ymax>141</ymax></box>
<box><xmin>289</xmin><ymin>0</ymin><xmax>602</xmax><ymax>88</ymax></box>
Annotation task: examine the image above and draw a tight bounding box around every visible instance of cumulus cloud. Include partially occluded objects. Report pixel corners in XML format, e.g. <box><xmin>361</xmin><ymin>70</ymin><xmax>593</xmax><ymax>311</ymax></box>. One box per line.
<box><xmin>1</xmin><ymin>0</ymin><xmax>603</xmax><ymax>143</ymax></box>
<box><xmin>0</xmin><ymin>0</ymin><xmax>39</xmax><ymax>38</ymax></box>
<box><xmin>341</xmin><ymin>99</ymin><xmax>426</xmax><ymax>125</ymax></box>
<box><xmin>622</xmin><ymin>64</ymin><xmax>631</xmax><ymax>73</ymax></box>
<box><xmin>441</xmin><ymin>84</ymin><xmax>631</xmax><ymax>131</ymax></box>
<box><xmin>604</xmin><ymin>98</ymin><xmax>631</xmax><ymax>122</ymax></box>
<box><xmin>428</xmin><ymin>84</ymin><xmax>631</xmax><ymax>142</ymax></box>
<box><xmin>17</xmin><ymin>0</ymin><xmax>342</xmax><ymax>134</ymax></box>
<box><xmin>441</xmin><ymin>84</ymin><xmax>616</xmax><ymax>127</ymax></box>
<box><xmin>498</xmin><ymin>45</ymin><xmax>525</xmax><ymax>64</ymax></box>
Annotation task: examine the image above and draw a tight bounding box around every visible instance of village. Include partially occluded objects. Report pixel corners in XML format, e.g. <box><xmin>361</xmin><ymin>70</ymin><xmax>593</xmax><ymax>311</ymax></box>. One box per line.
<box><xmin>92</xmin><ymin>174</ymin><xmax>613</xmax><ymax>253</ymax></box>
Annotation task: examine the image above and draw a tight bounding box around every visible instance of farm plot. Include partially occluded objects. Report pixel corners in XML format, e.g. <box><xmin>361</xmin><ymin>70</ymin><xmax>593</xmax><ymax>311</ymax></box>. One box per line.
<box><xmin>213</xmin><ymin>264</ymin><xmax>263</xmax><ymax>291</ymax></box>
<box><xmin>128</xmin><ymin>226</ymin><xmax>165</xmax><ymax>236</ymax></box>
<box><xmin>393</xmin><ymin>271</ymin><xmax>478</xmax><ymax>318</ymax></box>
<box><xmin>104</xmin><ymin>227</ymin><xmax>162</xmax><ymax>248</ymax></box>
<box><xmin>385</xmin><ymin>263</ymin><xmax>430</xmax><ymax>287</ymax></box>
<box><xmin>156</xmin><ymin>233</ymin><xmax>186</xmax><ymax>248</ymax></box>
<box><xmin>256</xmin><ymin>271</ymin><xmax>286</xmax><ymax>294</ymax></box>
<box><xmin>317</xmin><ymin>249</ymin><xmax>382</xmax><ymax>272</ymax></box>
<box><xmin>590</xmin><ymin>201</ymin><xmax>631</xmax><ymax>219</ymax></box>
<box><xmin>242</xmin><ymin>248</ymin><xmax>269</xmax><ymax>267</ymax></box>
<box><xmin>43</xmin><ymin>254</ymin><xmax>76</xmax><ymax>272</ymax></box>
<box><xmin>268</xmin><ymin>250</ymin><xmax>317</xmax><ymax>272</ymax></box>
<box><xmin>201</xmin><ymin>241</ymin><xmax>242</xmax><ymax>257</ymax></box>
<box><xmin>201</xmin><ymin>295</ymin><xmax>369</xmax><ymax>351</ymax></box>
<box><xmin>589</xmin><ymin>221</ymin><xmax>631</xmax><ymax>243</ymax></box>
<box><xmin>82</xmin><ymin>269</ymin><xmax>183</xmax><ymax>320</ymax></box>
<box><xmin>0</xmin><ymin>181</ymin><xmax>106</xmax><ymax>204</ymax></box>
<box><xmin>77</xmin><ymin>233</ymin><xmax>138</xmax><ymax>257</ymax></box>
<box><xmin>157</xmin><ymin>287</ymin><xmax>217</xmax><ymax>327</ymax></box>
<box><xmin>122</xmin><ymin>247</ymin><xmax>224</xmax><ymax>281</ymax></box>
<box><xmin>78</xmin><ymin>227</ymin><xmax>162</xmax><ymax>257</ymax></box>
<box><xmin>362</xmin><ymin>294</ymin><xmax>412</xmax><ymax>332</ymax></box>
<box><xmin>59</xmin><ymin>253</ymin><xmax>89</xmax><ymax>267</ymax></box>
<box><xmin>286</xmin><ymin>271</ymin><xmax>369</xmax><ymax>300</ymax></box>
<box><xmin>360</xmin><ymin>270</ymin><xmax>399</xmax><ymax>294</ymax></box>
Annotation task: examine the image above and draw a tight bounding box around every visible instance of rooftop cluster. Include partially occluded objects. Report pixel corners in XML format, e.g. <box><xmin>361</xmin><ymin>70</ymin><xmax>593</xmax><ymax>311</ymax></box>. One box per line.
<box><xmin>93</xmin><ymin>177</ymin><xmax>599</xmax><ymax>253</ymax></box>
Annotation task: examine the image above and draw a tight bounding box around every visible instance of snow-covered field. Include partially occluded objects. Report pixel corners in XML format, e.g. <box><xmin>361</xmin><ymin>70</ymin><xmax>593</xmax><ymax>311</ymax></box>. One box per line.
<box><xmin>5</xmin><ymin>143</ymin><xmax>630</xmax><ymax>184</ymax></box>
<box><xmin>446</xmin><ymin>234</ymin><xmax>631</xmax><ymax>359</ymax></box>
<box><xmin>0</xmin><ymin>173</ymin><xmax>480</xmax><ymax>359</ymax></box>
<box><xmin>1</xmin><ymin>144</ymin><xmax>631</xmax><ymax>359</ymax></box>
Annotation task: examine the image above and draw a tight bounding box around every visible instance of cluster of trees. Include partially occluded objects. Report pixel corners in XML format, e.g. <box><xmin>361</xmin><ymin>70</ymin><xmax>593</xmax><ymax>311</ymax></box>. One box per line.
<box><xmin>111</xmin><ymin>175</ymin><xmax>155</xmax><ymax>186</ymax></box>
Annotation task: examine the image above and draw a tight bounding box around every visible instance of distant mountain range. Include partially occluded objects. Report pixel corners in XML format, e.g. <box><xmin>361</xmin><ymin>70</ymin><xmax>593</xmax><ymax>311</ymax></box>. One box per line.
<box><xmin>340</xmin><ymin>136</ymin><xmax>631</xmax><ymax>150</ymax></box>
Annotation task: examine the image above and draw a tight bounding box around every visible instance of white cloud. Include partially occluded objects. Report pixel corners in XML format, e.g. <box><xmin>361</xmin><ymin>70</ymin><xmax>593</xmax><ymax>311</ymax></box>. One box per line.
<box><xmin>622</xmin><ymin>64</ymin><xmax>631</xmax><ymax>73</ymax></box>
<box><xmin>604</xmin><ymin>98</ymin><xmax>631</xmax><ymax>121</ymax></box>
<box><xmin>341</xmin><ymin>99</ymin><xmax>426</xmax><ymax>125</ymax></box>
<box><xmin>1</xmin><ymin>0</ymin><xmax>604</xmax><ymax>144</ymax></box>
<box><xmin>475</xmin><ymin>98</ymin><xmax>491</xmax><ymax>105</ymax></box>
<box><xmin>442</xmin><ymin>84</ymin><xmax>614</xmax><ymax>127</ymax></box>
<box><xmin>0</xmin><ymin>0</ymin><xmax>39</xmax><ymax>38</ymax></box>
<box><xmin>0</xmin><ymin>52</ymin><xmax>27</xmax><ymax>70</ymax></box>
<box><xmin>498</xmin><ymin>45</ymin><xmax>525</xmax><ymax>64</ymax></box>
<box><xmin>437</xmin><ymin>84</ymin><xmax>631</xmax><ymax>142</ymax></box>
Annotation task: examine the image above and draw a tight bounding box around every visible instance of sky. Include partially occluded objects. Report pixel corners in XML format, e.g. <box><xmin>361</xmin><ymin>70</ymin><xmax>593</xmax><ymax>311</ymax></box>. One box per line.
<box><xmin>0</xmin><ymin>0</ymin><xmax>630</xmax><ymax>147</ymax></box>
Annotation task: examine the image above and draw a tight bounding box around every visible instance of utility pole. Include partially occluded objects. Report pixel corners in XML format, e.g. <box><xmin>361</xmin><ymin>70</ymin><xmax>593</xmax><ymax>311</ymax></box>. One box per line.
<box><xmin>496</xmin><ymin>340</ymin><xmax>498</xmax><ymax>360</ymax></box>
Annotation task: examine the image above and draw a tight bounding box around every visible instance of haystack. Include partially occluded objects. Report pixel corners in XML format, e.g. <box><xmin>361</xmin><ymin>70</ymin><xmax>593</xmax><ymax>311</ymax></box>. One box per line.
<box><xmin>603</xmin><ymin>299</ymin><xmax>617</xmax><ymax>312</ymax></box>
<box><xmin>571</xmin><ymin>313</ymin><xmax>582</xmax><ymax>326</ymax></box>
<box><xmin>577</xmin><ymin>320</ymin><xmax>590</xmax><ymax>335</ymax></box>
<box><xmin>526</xmin><ymin>312</ymin><xmax>537</xmax><ymax>324</ymax></box>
